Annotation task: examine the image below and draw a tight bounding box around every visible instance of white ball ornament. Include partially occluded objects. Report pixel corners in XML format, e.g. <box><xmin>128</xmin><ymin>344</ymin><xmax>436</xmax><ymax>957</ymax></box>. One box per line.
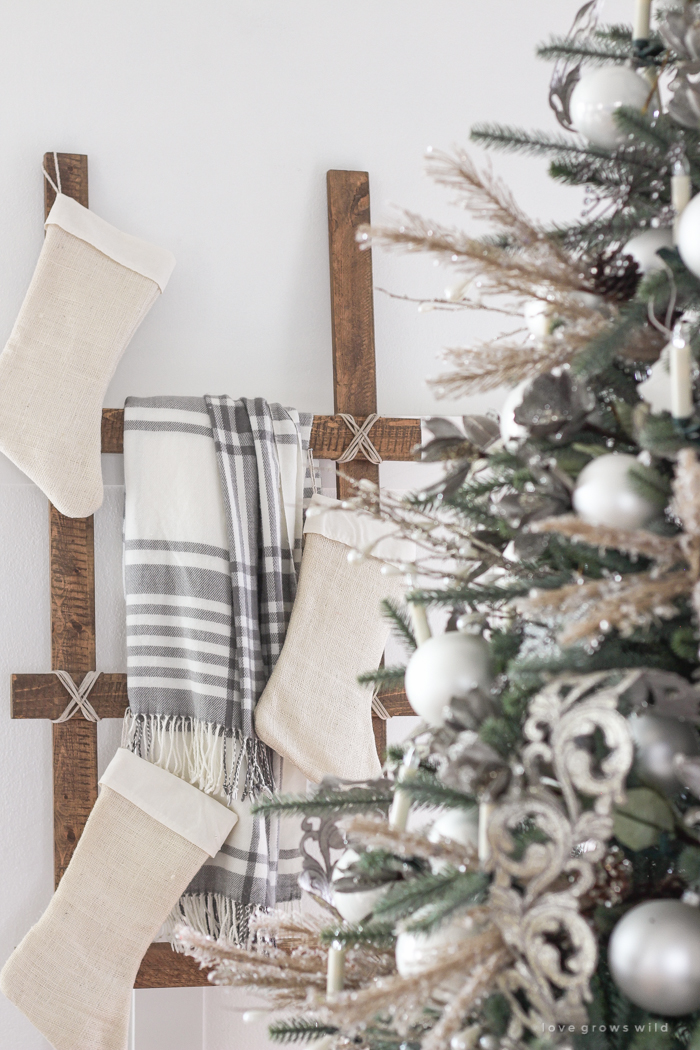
<box><xmin>396</xmin><ymin>922</ymin><xmax>473</xmax><ymax>978</ymax></box>
<box><xmin>572</xmin><ymin>453</ymin><xmax>657</xmax><ymax>530</ymax></box>
<box><xmin>678</xmin><ymin>193</ymin><xmax>700</xmax><ymax>281</ymax></box>
<box><xmin>570</xmin><ymin>66</ymin><xmax>650</xmax><ymax>149</ymax></box>
<box><xmin>404</xmin><ymin>632</ymin><xmax>493</xmax><ymax>727</ymax></box>
<box><xmin>499</xmin><ymin>380</ymin><xmax>530</xmax><ymax>449</ymax></box>
<box><xmin>428</xmin><ymin>807</ymin><xmax>479</xmax><ymax>851</ymax></box>
<box><xmin>623</xmin><ymin>228</ymin><xmax>673</xmax><ymax>275</ymax></box>
<box><xmin>331</xmin><ymin>848</ymin><xmax>389</xmax><ymax>924</ymax></box>
<box><xmin>609</xmin><ymin>900</ymin><xmax>700</xmax><ymax>1015</ymax></box>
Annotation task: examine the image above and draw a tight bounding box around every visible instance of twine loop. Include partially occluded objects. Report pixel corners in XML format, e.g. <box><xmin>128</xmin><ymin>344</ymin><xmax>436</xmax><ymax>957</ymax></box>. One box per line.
<box><xmin>42</xmin><ymin>152</ymin><xmax>62</xmax><ymax>197</ymax></box>
<box><xmin>337</xmin><ymin>413</ymin><xmax>382</xmax><ymax>465</ymax></box>
<box><xmin>52</xmin><ymin>670</ymin><xmax>102</xmax><ymax>724</ymax></box>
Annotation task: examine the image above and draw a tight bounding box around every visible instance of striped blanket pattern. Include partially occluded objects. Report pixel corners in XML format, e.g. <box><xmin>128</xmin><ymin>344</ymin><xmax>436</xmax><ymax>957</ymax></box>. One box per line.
<box><xmin>122</xmin><ymin>395</ymin><xmax>312</xmax><ymax>941</ymax></box>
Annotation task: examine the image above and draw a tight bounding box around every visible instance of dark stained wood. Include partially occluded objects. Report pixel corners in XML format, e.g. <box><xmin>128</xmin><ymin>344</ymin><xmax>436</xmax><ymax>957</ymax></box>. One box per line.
<box><xmin>135</xmin><ymin>944</ymin><xmax>210</xmax><ymax>989</ymax></box>
<box><xmin>327</xmin><ymin>171</ymin><xmax>379</xmax><ymax>500</ymax></box>
<box><xmin>378</xmin><ymin>688</ymin><xmax>414</xmax><ymax>718</ymax></box>
<box><xmin>101</xmin><ymin>407</ymin><xmax>125</xmax><ymax>453</ymax></box>
<box><xmin>44</xmin><ymin>153</ymin><xmax>98</xmax><ymax>888</ymax></box>
<box><xmin>101</xmin><ymin>409</ymin><xmax>420</xmax><ymax>460</ymax></box>
<box><xmin>43</xmin><ymin>152</ymin><xmax>88</xmax><ymax>215</ymax></box>
<box><xmin>12</xmin><ymin>672</ymin><xmax>128</xmax><ymax>720</ymax></box>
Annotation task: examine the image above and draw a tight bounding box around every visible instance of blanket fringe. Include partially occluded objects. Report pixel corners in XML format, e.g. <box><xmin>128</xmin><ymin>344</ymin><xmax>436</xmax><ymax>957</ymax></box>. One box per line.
<box><xmin>121</xmin><ymin>709</ymin><xmax>274</xmax><ymax>802</ymax></box>
<box><xmin>161</xmin><ymin>893</ymin><xmax>254</xmax><ymax>949</ymax></box>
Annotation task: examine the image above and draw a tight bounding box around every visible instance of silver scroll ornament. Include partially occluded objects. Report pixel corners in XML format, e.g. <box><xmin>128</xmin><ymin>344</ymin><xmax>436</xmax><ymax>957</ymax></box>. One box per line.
<box><xmin>484</xmin><ymin>671</ymin><xmax>636</xmax><ymax>1042</ymax></box>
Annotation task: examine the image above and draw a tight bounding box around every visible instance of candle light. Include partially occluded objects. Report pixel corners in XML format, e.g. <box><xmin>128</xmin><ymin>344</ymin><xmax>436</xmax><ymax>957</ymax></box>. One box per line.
<box><xmin>633</xmin><ymin>0</ymin><xmax>652</xmax><ymax>41</ymax></box>
<box><xmin>478</xmin><ymin>800</ymin><xmax>495</xmax><ymax>866</ymax></box>
<box><xmin>389</xmin><ymin>747</ymin><xmax>420</xmax><ymax>831</ymax></box>
<box><xmin>673</xmin><ymin>155</ymin><xmax>692</xmax><ymax>243</ymax></box>
<box><xmin>326</xmin><ymin>942</ymin><xmax>346</xmax><ymax>996</ymax></box>
<box><xmin>408</xmin><ymin>573</ymin><xmax>431</xmax><ymax>646</ymax></box>
<box><xmin>670</xmin><ymin>328</ymin><xmax>694</xmax><ymax>420</ymax></box>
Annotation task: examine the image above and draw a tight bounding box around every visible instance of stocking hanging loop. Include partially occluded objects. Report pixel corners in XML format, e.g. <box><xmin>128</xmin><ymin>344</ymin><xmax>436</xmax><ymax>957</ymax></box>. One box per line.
<box><xmin>51</xmin><ymin>670</ymin><xmax>101</xmax><ymax>723</ymax></box>
<box><xmin>337</xmin><ymin>413</ymin><xmax>382</xmax><ymax>465</ymax></box>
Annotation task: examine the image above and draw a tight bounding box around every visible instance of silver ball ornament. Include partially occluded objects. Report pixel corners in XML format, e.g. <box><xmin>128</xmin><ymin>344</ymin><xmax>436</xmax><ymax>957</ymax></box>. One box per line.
<box><xmin>404</xmin><ymin>632</ymin><xmax>493</xmax><ymax>727</ymax></box>
<box><xmin>609</xmin><ymin>900</ymin><xmax>700</xmax><ymax>1015</ymax></box>
<box><xmin>628</xmin><ymin>711</ymin><xmax>700</xmax><ymax>794</ymax></box>
<box><xmin>572</xmin><ymin>453</ymin><xmax>657</xmax><ymax>529</ymax></box>
<box><xmin>678</xmin><ymin>193</ymin><xmax>700</xmax><ymax>282</ymax></box>
<box><xmin>622</xmin><ymin>228</ymin><xmax>673</xmax><ymax>275</ymax></box>
<box><xmin>570</xmin><ymin>67</ymin><xmax>650</xmax><ymax>149</ymax></box>
<box><xmin>499</xmin><ymin>379</ymin><xmax>530</xmax><ymax>449</ymax></box>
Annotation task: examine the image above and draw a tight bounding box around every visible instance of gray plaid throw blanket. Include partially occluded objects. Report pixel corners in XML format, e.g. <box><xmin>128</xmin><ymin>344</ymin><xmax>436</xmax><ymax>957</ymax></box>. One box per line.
<box><xmin>121</xmin><ymin>395</ymin><xmax>312</xmax><ymax>942</ymax></box>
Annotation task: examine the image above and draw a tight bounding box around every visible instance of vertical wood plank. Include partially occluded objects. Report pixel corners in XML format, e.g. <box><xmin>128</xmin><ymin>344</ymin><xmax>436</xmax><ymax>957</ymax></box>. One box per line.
<box><xmin>327</xmin><ymin>170</ymin><xmax>379</xmax><ymax>501</ymax></box>
<box><xmin>327</xmin><ymin>170</ymin><xmax>384</xmax><ymax>761</ymax></box>
<box><xmin>44</xmin><ymin>153</ymin><xmax>97</xmax><ymax>887</ymax></box>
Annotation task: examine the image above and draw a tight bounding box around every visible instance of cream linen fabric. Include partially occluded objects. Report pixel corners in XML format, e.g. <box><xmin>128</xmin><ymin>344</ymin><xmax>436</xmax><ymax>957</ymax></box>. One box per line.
<box><xmin>0</xmin><ymin>751</ymin><xmax>235</xmax><ymax>1050</ymax></box>
<box><xmin>254</xmin><ymin>497</ymin><xmax>411</xmax><ymax>783</ymax></box>
<box><xmin>0</xmin><ymin>194</ymin><xmax>174</xmax><ymax>517</ymax></box>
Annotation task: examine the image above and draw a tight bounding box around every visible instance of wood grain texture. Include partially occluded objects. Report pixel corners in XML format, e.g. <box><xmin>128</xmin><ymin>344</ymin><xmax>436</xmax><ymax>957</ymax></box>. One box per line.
<box><xmin>378</xmin><ymin>688</ymin><xmax>414</xmax><ymax>718</ymax></box>
<box><xmin>12</xmin><ymin>672</ymin><xmax>128</xmax><ymax>719</ymax></box>
<box><xmin>43</xmin><ymin>152</ymin><xmax>88</xmax><ymax>216</ymax></box>
<box><xmin>327</xmin><ymin>170</ymin><xmax>379</xmax><ymax>500</ymax></box>
<box><xmin>135</xmin><ymin>944</ymin><xmax>210</xmax><ymax>989</ymax></box>
<box><xmin>44</xmin><ymin>153</ymin><xmax>98</xmax><ymax>887</ymax></box>
<box><xmin>101</xmin><ymin>409</ymin><xmax>420</xmax><ymax>460</ymax></box>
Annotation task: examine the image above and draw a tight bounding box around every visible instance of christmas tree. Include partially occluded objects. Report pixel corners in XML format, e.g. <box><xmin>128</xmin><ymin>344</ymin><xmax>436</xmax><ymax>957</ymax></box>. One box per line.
<box><xmin>180</xmin><ymin>4</ymin><xmax>700</xmax><ymax>1049</ymax></box>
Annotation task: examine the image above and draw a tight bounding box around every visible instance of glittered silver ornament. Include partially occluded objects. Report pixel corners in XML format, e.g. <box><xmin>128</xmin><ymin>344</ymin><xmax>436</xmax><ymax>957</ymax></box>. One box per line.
<box><xmin>628</xmin><ymin>711</ymin><xmax>700</xmax><ymax>794</ymax></box>
<box><xmin>609</xmin><ymin>900</ymin><xmax>700</xmax><ymax>1015</ymax></box>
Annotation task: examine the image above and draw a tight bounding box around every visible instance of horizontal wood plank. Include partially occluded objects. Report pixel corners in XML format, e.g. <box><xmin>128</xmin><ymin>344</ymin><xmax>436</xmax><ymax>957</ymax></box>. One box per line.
<box><xmin>12</xmin><ymin>672</ymin><xmax>128</xmax><ymax>719</ymax></box>
<box><xmin>135</xmin><ymin>944</ymin><xmax>210</xmax><ymax>988</ymax></box>
<box><xmin>101</xmin><ymin>409</ymin><xmax>420</xmax><ymax>461</ymax></box>
<box><xmin>13</xmin><ymin>672</ymin><xmax>415</xmax><ymax>721</ymax></box>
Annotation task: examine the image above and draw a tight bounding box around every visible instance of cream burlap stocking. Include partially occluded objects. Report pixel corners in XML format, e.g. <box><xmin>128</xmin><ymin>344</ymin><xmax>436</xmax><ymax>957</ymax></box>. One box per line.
<box><xmin>254</xmin><ymin>494</ymin><xmax>412</xmax><ymax>782</ymax></box>
<box><xmin>0</xmin><ymin>189</ymin><xmax>175</xmax><ymax>517</ymax></box>
<box><xmin>0</xmin><ymin>749</ymin><xmax>236</xmax><ymax>1050</ymax></box>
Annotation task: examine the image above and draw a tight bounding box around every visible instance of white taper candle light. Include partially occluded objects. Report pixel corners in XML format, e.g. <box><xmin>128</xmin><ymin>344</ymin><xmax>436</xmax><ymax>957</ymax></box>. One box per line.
<box><xmin>389</xmin><ymin>747</ymin><xmax>420</xmax><ymax>831</ymax></box>
<box><xmin>673</xmin><ymin>156</ymin><xmax>692</xmax><ymax>243</ymax></box>
<box><xmin>478</xmin><ymin>800</ymin><xmax>495</xmax><ymax>865</ymax></box>
<box><xmin>670</xmin><ymin>331</ymin><xmax>694</xmax><ymax>420</ymax></box>
<box><xmin>326</xmin><ymin>942</ymin><xmax>346</xmax><ymax>996</ymax></box>
<box><xmin>408</xmin><ymin>573</ymin><xmax>431</xmax><ymax>646</ymax></box>
<box><xmin>633</xmin><ymin>0</ymin><xmax>652</xmax><ymax>40</ymax></box>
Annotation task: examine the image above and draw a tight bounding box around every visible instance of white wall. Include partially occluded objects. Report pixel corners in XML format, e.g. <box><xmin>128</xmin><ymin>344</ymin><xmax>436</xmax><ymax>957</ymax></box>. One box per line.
<box><xmin>0</xmin><ymin>1</ymin><xmax>632</xmax><ymax>1047</ymax></box>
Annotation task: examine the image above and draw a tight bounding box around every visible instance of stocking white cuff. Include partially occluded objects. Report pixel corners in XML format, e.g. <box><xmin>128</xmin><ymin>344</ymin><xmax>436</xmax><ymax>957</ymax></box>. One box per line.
<box><xmin>100</xmin><ymin>748</ymin><xmax>237</xmax><ymax>856</ymax></box>
<box><xmin>46</xmin><ymin>194</ymin><xmax>176</xmax><ymax>291</ymax></box>
<box><xmin>304</xmin><ymin>493</ymin><xmax>416</xmax><ymax>564</ymax></box>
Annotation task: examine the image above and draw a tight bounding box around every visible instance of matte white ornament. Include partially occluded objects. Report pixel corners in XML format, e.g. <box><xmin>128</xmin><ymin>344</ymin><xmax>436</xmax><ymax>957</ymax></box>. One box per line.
<box><xmin>404</xmin><ymin>632</ymin><xmax>493</xmax><ymax>727</ymax></box>
<box><xmin>499</xmin><ymin>379</ymin><xmax>530</xmax><ymax>449</ymax></box>
<box><xmin>396</xmin><ymin>922</ymin><xmax>473</xmax><ymax>978</ymax></box>
<box><xmin>622</xmin><ymin>228</ymin><xmax>673</xmax><ymax>275</ymax></box>
<box><xmin>609</xmin><ymin>900</ymin><xmax>700</xmax><ymax>1015</ymax></box>
<box><xmin>331</xmin><ymin>848</ymin><xmax>388</xmax><ymax>924</ymax></box>
<box><xmin>428</xmin><ymin>807</ymin><xmax>479</xmax><ymax>850</ymax></box>
<box><xmin>628</xmin><ymin>712</ymin><xmax>700</xmax><ymax>794</ymax></box>
<box><xmin>570</xmin><ymin>67</ymin><xmax>650</xmax><ymax>149</ymax></box>
<box><xmin>523</xmin><ymin>299</ymin><xmax>554</xmax><ymax>338</ymax></box>
<box><xmin>678</xmin><ymin>194</ymin><xmax>700</xmax><ymax>281</ymax></box>
<box><xmin>572</xmin><ymin>453</ymin><xmax>657</xmax><ymax>529</ymax></box>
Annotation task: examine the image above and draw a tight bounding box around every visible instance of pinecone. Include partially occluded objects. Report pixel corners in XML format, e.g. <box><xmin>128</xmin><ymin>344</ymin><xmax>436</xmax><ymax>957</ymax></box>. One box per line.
<box><xmin>579</xmin><ymin>845</ymin><xmax>634</xmax><ymax>911</ymax></box>
<box><xmin>589</xmin><ymin>250</ymin><xmax>641</xmax><ymax>302</ymax></box>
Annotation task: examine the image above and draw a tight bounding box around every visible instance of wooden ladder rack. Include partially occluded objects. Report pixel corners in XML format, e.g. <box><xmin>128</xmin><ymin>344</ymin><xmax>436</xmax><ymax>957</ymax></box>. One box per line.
<box><xmin>10</xmin><ymin>155</ymin><xmax>416</xmax><ymax>987</ymax></box>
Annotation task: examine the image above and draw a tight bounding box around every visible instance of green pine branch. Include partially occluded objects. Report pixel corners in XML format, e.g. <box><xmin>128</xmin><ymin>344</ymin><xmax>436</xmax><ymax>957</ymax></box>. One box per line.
<box><xmin>401</xmin><ymin>771</ymin><xmax>476</xmax><ymax>810</ymax></box>
<box><xmin>357</xmin><ymin>665</ymin><xmax>406</xmax><ymax>690</ymax></box>
<box><xmin>381</xmin><ymin>598</ymin><xmax>417</xmax><ymax>653</ymax></box>
<box><xmin>268</xmin><ymin>1020</ymin><xmax>339</xmax><ymax>1045</ymax></box>
<box><xmin>536</xmin><ymin>35</ymin><xmax>631</xmax><ymax>64</ymax></box>
<box><xmin>251</xmin><ymin>784</ymin><xmax>394</xmax><ymax>818</ymax></box>
<box><xmin>374</xmin><ymin>869</ymin><xmax>489</xmax><ymax>933</ymax></box>
<box><xmin>319</xmin><ymin>921</ymin><xmax>396</xmax><ymax>948</ymax></box>
<box><xmin>572</xmin><ymin>301</ymin><xmax>649</xmax><ymax>378</ymax></box>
